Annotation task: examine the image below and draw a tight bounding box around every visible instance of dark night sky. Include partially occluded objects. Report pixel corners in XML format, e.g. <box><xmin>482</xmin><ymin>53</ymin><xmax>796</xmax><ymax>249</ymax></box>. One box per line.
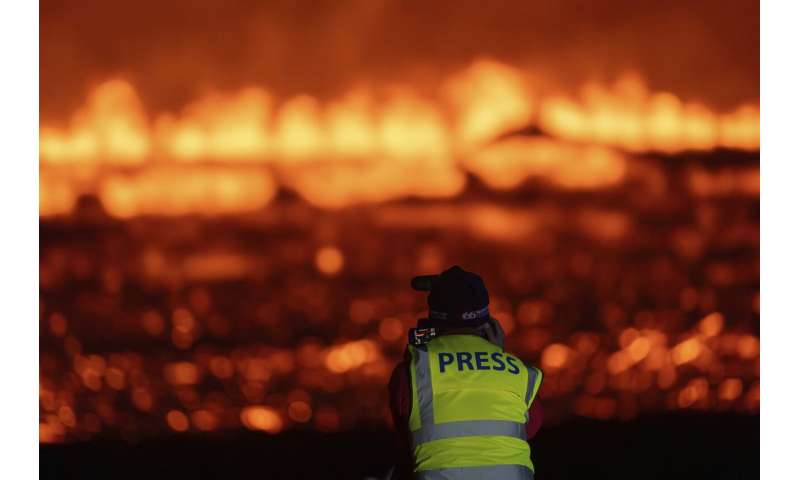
<box><xmin>40</xmin><ymin>0</ymin><xmax>759</xmax><ymax>119</ymax></box>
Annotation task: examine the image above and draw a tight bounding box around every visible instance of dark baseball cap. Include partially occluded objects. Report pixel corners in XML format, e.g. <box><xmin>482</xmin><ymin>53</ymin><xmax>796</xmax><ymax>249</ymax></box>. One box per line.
<box><xmin>411</xmin><ymin>265</ymin><xmax>490</xmax><ymax>327</ymax></box>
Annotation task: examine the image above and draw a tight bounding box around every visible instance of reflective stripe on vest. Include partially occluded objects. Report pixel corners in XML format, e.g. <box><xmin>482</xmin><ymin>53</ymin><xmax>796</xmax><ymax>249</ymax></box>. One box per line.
<box><xmin>411</xmin><ymin>419</ymin><xmax>527</xmax><ymax>444</ymax></box>
<box><xmin>408</xmin><ymin>335</ymin><xmax>542</xmax><ymax>477</ymax></box>
<box><xmin>418</xmin><ymin>464</ymin><xmax>532</xmax><ymax>479</ymax></box>
<box><xmin>525</xmin><ymin>363</ymin><xmax>538</xmax><ymax>405</ymax></box>
<box><xmin>414</xmin><ymin>343</ymin><xmax>434</xmax><ymax>427</ymax></box>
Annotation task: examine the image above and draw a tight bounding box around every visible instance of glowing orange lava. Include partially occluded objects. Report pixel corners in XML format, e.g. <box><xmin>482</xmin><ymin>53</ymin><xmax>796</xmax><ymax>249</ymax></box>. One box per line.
<box><xmin>39</xmin><ymin>61</ymin><xmax>759</xmax><ymax>218</ymax></box>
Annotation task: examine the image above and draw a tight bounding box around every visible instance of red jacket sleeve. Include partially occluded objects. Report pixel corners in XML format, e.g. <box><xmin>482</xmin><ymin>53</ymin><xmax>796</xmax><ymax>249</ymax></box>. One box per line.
<box><xmin>388</xmin><ymin>358</ymin><xmax>412</xmax><ymax>441</ymax></box>
<box><xmin>388</xmin><ymin>358</ymin><xmax>414</xmax><ymax>479</ymax></box>
<box><xmin>526</xmin><ymin>398</ymin><xmax>544</xmax><ymax>439</ymax></box>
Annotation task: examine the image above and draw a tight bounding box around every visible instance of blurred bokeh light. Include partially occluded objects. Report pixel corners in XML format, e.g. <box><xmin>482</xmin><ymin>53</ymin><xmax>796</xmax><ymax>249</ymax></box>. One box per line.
<box><xmin>39</xmin><ymin>0</ymin><xmax>759</xmax><ymax>445</ymax></box>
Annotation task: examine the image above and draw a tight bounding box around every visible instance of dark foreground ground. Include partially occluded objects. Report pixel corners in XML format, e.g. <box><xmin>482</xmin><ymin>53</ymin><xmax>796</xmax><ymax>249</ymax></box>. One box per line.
<box><xmin>41</xmin><ymin>413</ymin><xmax>758</xmax><ymax>480</ymax></box>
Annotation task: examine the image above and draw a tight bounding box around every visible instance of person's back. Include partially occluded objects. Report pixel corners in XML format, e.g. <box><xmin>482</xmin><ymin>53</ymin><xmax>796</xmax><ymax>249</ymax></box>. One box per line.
<box><xmin>408</xmin><ymin>332</ymin><xmax>541</xmax><ymax>478</ymax></box>
<box><xmin>389</xmin><ymin>266</ymin><xmax>544</xmax><ymax>479</ymax></box>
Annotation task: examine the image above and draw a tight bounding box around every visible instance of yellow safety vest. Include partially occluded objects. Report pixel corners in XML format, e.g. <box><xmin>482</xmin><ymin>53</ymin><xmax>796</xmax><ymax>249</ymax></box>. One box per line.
<box><xmin>408</xmin><ymin>334</ymin><xmax>543</xmax><ymax>479</ymax></box>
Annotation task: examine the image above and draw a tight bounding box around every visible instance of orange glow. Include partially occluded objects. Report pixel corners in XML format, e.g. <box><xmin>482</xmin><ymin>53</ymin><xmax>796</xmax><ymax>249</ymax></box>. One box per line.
<box><xmin>209</xmin><ymin>356</ymin><xmax>235</xmax><ymax>379</ymax></box>
<box><xmin>48</xmin><ymin>313</ymin><xmax>68</xmax><ymax>337</ymax></box>
<box><xmin>63</xmin><ymin>336</ymin><xmax>81</xmax><ymax>357</ymax></box>
<box><xmin>672</xmin><ymin>338</ymin><xmax>701</xmax><ymax>365</ymax></box>
<box><xmin>182</xmin><ymin>253</ymin><xmax>250</xmax><ymax>281</ymax></box>
<box><xmin>542</xmin><ymin>343</ymin><xmax>571</xmax><ymax>371</ymax></box>
<box><xmin>172</xmin><ymin>308</ymin><xmax>196</xmax><ymax>333</ymax></box>
<box><xmin>658</xmin><ymin>365</ymin><xmax>677</xmax><ymax>390</ymax></box>
<box><xmin>191</xmin><ymin>410</ymin><xmax>219</xmax><ymax>431</ymax></box>
<box><xmin>39</xmin><ymin>173</ymin><xmax>77</xmax><ymax>217</ymax></box>
<box><xmin>241</xmin><ymin>406</ymin><xmax>283</xmax><ymax>433</ymax></box>
<box><xmin>517</xmin><ymin>300</ymin><xmax>553</xmax><ymax>326</ymax></box>
<box><xmin>38</xmin><ymin>53</ymin><xmax>759</xmax><ymax>438</ymax></box>
<box><xmin>39</xmin><ymin>63</ymin><xmax>759</xmax><ymax>218</ymax></box>
<box><xmin>298</xmin><ymin>341</ymin><xmax>324</xmax><ymax>368</ymax></box>
<box><xmin>157</xmin><ymin>88</ymin><xmax>272</xmax><ymax>160</ymax></box>
<box><xmin>164</xmin><ymin>361</ymin><xmax>201</xmax><ymax>386</ymax></box>
<box><xmin>315</xmin><ymin>246</ymin><xmax>345</xmax><ymax>276</ymax></box>
<box><xmin>239</xmin><ymin>358</ymin><xmax>271</xmax><ymax>382</ymax></box>
<box><xmin>593</xmin><ymin>397</ymin><xmax>617</xmax><ymax>419</ymax></box>
<box><xmin>745</xmin><ymin>382</ymin><xmax>760</xmax><ymax>410</ymax></box>
<box><xmin>105</xmin><ymin>367</ymin><xmax>126</xmax><ymax>390</ymax></box>
<box><xmin>324</xmin><ymin>91</ymin><xmax>376</xmax><ymax>156</ymax></box>
<box><xmin>170</xmin><ymin>310</ymin><xmax>197</xmax><ymax>348</ymax></box>
<box><xmin>466</xmin><ymin>137</ymin><xmax>627</xmax><ymax>190</ymax></box>
<box><xmin>494</xmin><ymin>312</ymin><xmax>516</xmax><ymax>334</ymax></box>
<box><xmin>288</xmin><ymin>401</ymin><xmax>312</xmax><ymax>423</ymax></box>
<box><xmin>40</xmin><ymin>388</ymin><xmax>56</xmax><ymax>412</ymax></box>
<box><xmin>718</xmin><ymin>378</ymin><xmax>744</xmax><ymax>401</ymax></box>
<box><xmin>80</xmin><ymin>370</ymin><xmax>103</xmax><ymax>391</ymax></box>
<box><xmin>719</xmin><ymin>105</ymin><xmax>760</xmax><ymax>150</ymax></box>
<box><xmin>643</xmin><ymin>345</ymin><xmax>669</xmax><ymax>371</ymax></box>
<box><xmin>141</xmin><ymin>310</ymin><xmax>165</xmax><ymax>336</ymax></box>
<box><xmin>539</xmin><ymin>74</ymin><xmax>759</xmax><ymax>152</ymax></box>
<box><xmin>688</xmin><ymin>167</ymin><xmax>760</xmax><ymax>197</ymax></box>
<box><xmin>58</xmin><ymin>406</ymin><xmax>77</xmax><ymax>428</ymax></box>
<box><xmin>698</xmin><ymin>312</ymin><xmax>724</xmax><ymax>337</ymax></box>
<box><xmin>718</xmin><ymin>333</ymin><xmax>741</xmax><ymax>355</ymax></box>
<box><xmin>678</xmin><ymin>378</ymin><xmax>710</xmax><ymax>408</ymax></box>
<box><xmin>349</xmin><ymin>300</ymin><xmax>376</xmax><ymax>324</ymax></box>
<box><xmin>379</xmin><ymin>317</ymin><xmax>405</xmax><ymax>342</ymax></box>
<box><xmin>39</xmin><ymin>422</ymin><xmax>64</xmax><ymax>444</ymax></box>
<box><xmin>737</xmin><ymin>335</ymin><xmax>760</xmax><ymax>359</ymax></box>
<box><xmin>584</xmin><ymin>372</ymin><xmax>606</xmax><ymax>395</ymax></box>
<box><xmin>171</xmin><ymin>328</ymin><xmax>195</xmax><ymax>350</ymax></box>
<box><xmin>324</xmin><ymin>339</ymin><xmax>380</xmax><ymax>373</ymax></box>
<box><xmin>443</xmin><ymin>60</ymin><xmax>534</xmax><ymax>147</ymax></box>
<box><xmin>99</xmin><ymin>166</ymin><xmax>276</xmax><ymax>218</ymax></box>
<box><xmin>166</xmin><ymin>410</ymin><xmax>190</xmax><ymax>432</ymax></box>
<box><xmin>464</xmin><ymin>205</ymin><xmax>540</xmax><ymax>242</ymax></box>
<box><xmin>87</xmin><ymin>354</ymin><xmax>107</xmax><ymax>373</ymax></box>
<box><xmin>626</xmin><ymin>337</ymin><xmax>651</xmax><ymax>362</ymax></box>
<box><xmin>132</xmin><ymin>388</ymin><xmax>154</xmax><ymax>412</ymax></box>
<box><xmin>571</xmin><ymin>332</ymin><xmax>600</xmax><ymax>355</ymax></box>
<box><xmin>288</xmin><ymin>389</ymin><xmax>311</xmax><ymax>403</ymax></box>
<box><xmin>40</xmin><ymin>80</ymin><xmax>150</xmax><ymax>164</ymax></box>
<box><xmin>578</xmin><ymin>210</ymin><xmax>630</xmax><ymax>242</ymax></box>
<box><xmin>618</xmin><ymin>328</ymin><xmax>640</xmax><ymax>349</ymax></box>
<box><xmin>607</xmin><ymin>351</ymin><xmax>634</xmax><ymax>375</ymax></box>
